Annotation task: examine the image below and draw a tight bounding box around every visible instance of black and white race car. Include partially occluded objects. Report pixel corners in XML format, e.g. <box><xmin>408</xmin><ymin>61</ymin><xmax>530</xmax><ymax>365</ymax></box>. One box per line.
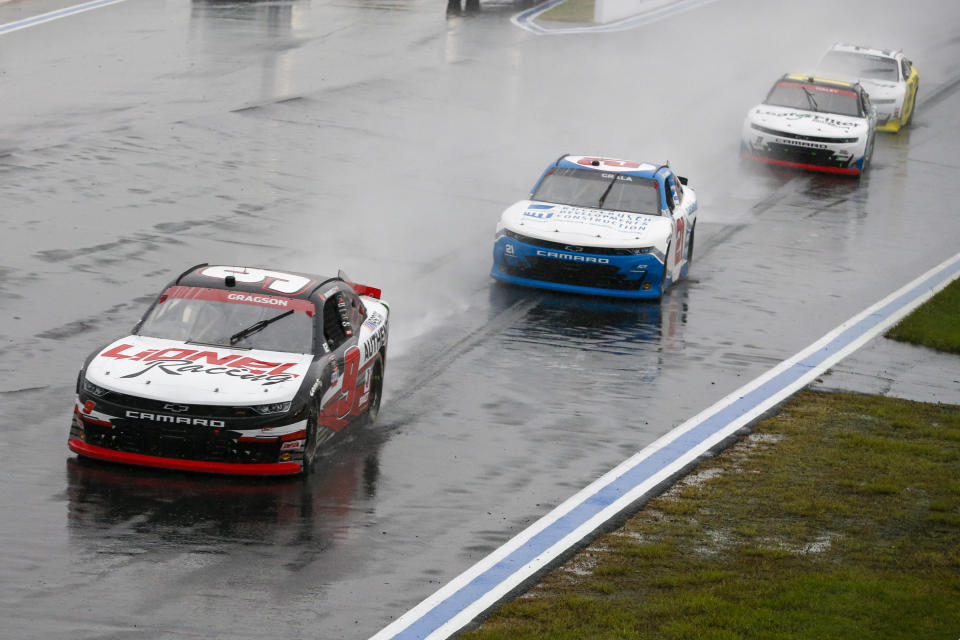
<box><xmin>69</xmin><ymin>264</ymin><xmax>389</xmax><ymax>476</ymax></box>
<box><xmin>741</xmin><ymin>74</ymin><xmax>878</xmax><ymax>176</ymax></box>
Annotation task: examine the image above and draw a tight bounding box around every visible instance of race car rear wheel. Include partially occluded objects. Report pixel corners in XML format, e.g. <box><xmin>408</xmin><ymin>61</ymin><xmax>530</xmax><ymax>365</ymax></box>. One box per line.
<box><xmin>361</xmin><ymin>355</ymin><xmax>384</xmax><ymax>426</ymax></box>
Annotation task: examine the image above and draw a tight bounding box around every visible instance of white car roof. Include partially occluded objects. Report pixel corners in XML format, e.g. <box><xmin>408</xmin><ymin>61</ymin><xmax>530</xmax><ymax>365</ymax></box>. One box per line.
<box><xmin>828</xmin><ymin>43</ymin><xmax>902</xmax><ymax>61</ymax></box>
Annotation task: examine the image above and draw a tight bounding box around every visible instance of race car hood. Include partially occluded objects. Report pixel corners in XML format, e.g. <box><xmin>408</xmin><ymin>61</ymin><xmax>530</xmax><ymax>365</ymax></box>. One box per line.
<box><xmin>858</xmin><ymin>79</ymin><xmax>904</xmax><ymax>103</ymax></box>
<box><xmin>747</xmin><ymin>104</ymin><xmax>868</xmax><ymax>137</ymax></box>
<box><xmin>857</xmin><ymin>78</ymin><xmax>900</xmax><ymax>92</ymax></box>
<box><xmin>499</xmin><ymin>200</ymin><xmax>671</xmax><ymax>248</ymax></box>
<box><xmin>84</xmin><ymin>335</ymin><xmax>312</xmax><ymax>405</ymax></box>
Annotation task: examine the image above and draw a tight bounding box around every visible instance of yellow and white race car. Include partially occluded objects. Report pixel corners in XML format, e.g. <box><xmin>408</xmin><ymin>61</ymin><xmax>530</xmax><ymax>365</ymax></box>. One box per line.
<box><xmin>817</xmin><ymin>43</ymin><xmax>919</xmax><ymax>133</ymax></box>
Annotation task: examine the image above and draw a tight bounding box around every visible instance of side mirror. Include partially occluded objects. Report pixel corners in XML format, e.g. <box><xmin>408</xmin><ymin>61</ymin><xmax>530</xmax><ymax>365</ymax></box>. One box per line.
<box><xmin>678</xmin><ymin>176</ymin><xmax>688</xmax><ymax>186</ymax></box>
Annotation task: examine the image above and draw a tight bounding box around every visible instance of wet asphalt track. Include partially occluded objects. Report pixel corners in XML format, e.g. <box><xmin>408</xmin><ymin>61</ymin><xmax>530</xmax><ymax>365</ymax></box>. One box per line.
<box><xmin>2</xmin><ymin>0</ymin><xmax>960</xmax><ymax>638</ymax></box>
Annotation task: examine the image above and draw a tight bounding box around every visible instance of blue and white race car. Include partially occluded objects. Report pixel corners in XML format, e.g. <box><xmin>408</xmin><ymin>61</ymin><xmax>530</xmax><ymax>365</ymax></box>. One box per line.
<box><xmin>491</xmin><ymin>155</ymin><xmax>697</xmax><ymax>299</ymax></box>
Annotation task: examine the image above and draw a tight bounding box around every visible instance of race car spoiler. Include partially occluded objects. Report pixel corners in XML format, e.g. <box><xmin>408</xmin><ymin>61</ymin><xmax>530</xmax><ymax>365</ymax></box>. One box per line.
<box><xmin>351</xmin><ymin>283</ymin><xmax>382</xmax><ymax>299</ymax></box>
<box><xmin>337</xmin><ymin>270</ymin><xmax>381</xmax><ymax>299</ymax></box>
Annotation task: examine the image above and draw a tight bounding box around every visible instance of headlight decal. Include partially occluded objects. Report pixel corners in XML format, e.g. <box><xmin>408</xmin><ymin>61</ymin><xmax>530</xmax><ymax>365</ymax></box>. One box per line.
<box><xmin>82</xmin><ymin>378</ymin><xmax>108</xmax><ymax>397</ymax></box>
<box><xmin>251</xmin><ymin>401</ymin><xmax>293</xmax><ymax>415</ymax></box>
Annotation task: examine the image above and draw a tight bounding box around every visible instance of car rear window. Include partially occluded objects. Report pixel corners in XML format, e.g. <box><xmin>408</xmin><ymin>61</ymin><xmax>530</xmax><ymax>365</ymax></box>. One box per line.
<box><xmin>820</xmin><ymin>51</ymin><xmax>899</xmax><ymax>83</ymax></box>
<box><xmin>532</xmin><ymin>168</ymin><xmax>660</xmax><ymax>215</ymax></box>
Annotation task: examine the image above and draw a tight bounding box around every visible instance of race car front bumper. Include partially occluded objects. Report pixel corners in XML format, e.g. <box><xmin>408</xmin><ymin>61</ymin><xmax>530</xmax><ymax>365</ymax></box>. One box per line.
<box><xmin>741</xmin><ymin>132</ymin><xmax>866</xmax><ymax>176</ymax></box>
<box><xmin>741</xmin><ymin>152</ymin><xmax>864</xmax><ymax>175</ymax></box>
<box><xmin>872</xmin><ymin>102</ymin><xmax>905</xmax><ymax>133</ymax></box>
<box><xmin>69</xmin><ymin>402</ymin><xmax>308</xmax><ymax>476</ymax></box>
<box><xmin>68</xmin><ymin>439</ymin><xmax>303</xmax><ymax>476</ymax></box>
<box><xmin>490</xmin><ymin>234</ymin><xmax>668</xmax><ymax>299</ymax></box>
<box><xmin>875</xmin><ymin>117</ymin><xmax>904</xmax><ymax>133</ymax></box>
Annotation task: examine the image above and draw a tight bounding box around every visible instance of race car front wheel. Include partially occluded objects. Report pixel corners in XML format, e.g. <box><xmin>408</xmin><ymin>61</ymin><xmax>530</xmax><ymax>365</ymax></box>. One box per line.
<box><xmin>687</xmin><ymin>224</ymin><xmax>695</xmax><ymax>267</ymax></box>
<box><xmin>303</xmin><ymin>407</ymin><xmax>320</xmax><ymax>474</ymax></box>
<box><xmin>862</xmin><ymin>135</ymin><xmax>876</xmax><ymax>175</ymax></box>
<box><xmin>657</xmin><ymin>240</ymin><xmax>671</xmax><ymax>300</ymax></box>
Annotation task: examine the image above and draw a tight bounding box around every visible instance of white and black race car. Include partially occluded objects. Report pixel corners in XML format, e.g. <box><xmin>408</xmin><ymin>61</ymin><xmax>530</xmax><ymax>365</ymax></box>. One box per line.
<box><xmin>491</xmin><ymin>155</ymin><xmax>697</xmax><ymax>299</ymax></box>
<box><xmin>741</xmin><ymin>74</ymin><xmax>878</xmax><ymax>176</ymax></box>
<box><xmin>69</xmin><ymin>264</ymin><xmax>389</xmax><ymax>476</ymax></box>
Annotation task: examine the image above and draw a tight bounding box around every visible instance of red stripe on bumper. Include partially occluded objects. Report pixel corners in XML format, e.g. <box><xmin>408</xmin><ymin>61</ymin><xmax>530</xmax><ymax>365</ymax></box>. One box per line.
<box><xmin>742</xmin><ymin>153</ymin><xmax>861</xmax><ymax>175</ymax></box>
<box><xmin>68</xmin><ymin>439</ymin><xmax>303</xmax><ymax>476</ymax></box>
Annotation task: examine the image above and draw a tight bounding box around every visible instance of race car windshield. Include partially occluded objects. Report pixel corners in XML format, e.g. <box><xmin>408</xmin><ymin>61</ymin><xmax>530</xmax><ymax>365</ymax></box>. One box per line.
<box><xmin>765</xmin><ymin>81</ymin><xmax>862</xmax><ymax>117</ymax></box>
<box><xmin>138</xmin><ymin>297</ymin><xmax>314</xmax><ymax>353</ymax></box>
<box><xmin>819</xmin><ymin>51</ymin><xmax>899</xmax><ymax>82</ymax></box>
<box><xmin>531</xmin><ymin>168</ymin><xmax>660</xmax><ymax>215</ymax></box>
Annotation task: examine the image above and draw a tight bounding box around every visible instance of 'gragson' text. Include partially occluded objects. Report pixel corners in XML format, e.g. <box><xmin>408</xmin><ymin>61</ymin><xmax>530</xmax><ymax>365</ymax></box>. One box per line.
<box><xmin>226</xmin><ymin>293</ymin><xmax>289</xmax><ymax>307</ymax></box>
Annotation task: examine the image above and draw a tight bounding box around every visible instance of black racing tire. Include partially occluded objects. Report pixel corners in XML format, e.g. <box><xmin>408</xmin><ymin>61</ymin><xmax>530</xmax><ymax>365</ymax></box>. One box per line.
<box><xmin>302</xmin><ymin>405</ymin><xmax>319</xmax><ymax>474</ymax></box>
<box><xmin>657</xmin><ymin>241</ymin><xmax>671</xmax><ymax>301</ymax></box>
<box><xmin>904</xmin><ymin>84</ymin><xmax>918</xmax><ymax>127</ymax></box>
<box><xmin>361</xmin><ymin>355</ymin><xmax>384</xmax><ymax>426</ymax></box>
<box><xmin>860</xmin><ymin>135</ymin><xmax>875</xmax><ymax>177</ymax></box>
<box><xmin>687</xmin><ymin>224</ymin><xmax>696</xmax><ymax>268</ymax></box>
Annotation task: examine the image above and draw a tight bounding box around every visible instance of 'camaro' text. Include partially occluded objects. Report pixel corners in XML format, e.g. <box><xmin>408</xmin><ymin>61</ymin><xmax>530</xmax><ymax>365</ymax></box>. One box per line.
<box><xmin>125</xmin><ymin>410</ymin><xmax>226</xmax><ymax>427</ymax></box>
<box><xmin>536</xmin><ymin>250</ymin><xmax>611</xmax><ymax>264</ymax></box>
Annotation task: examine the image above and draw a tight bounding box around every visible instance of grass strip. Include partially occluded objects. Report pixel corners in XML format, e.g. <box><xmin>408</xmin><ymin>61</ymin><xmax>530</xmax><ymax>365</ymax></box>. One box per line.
<box><xmin>538</xmin><ymin>0</ymin><xmax>594</xmax><ymax>23</ymax></box>
<box><xmin>887</xmin><ymin>277</ymin><xmax>960</xmax><ymax>353</ymax></box>
<box><xmin>462</xmin><ymin>390</ymin><xmax>960</xmax><ymax>639</ymax></box>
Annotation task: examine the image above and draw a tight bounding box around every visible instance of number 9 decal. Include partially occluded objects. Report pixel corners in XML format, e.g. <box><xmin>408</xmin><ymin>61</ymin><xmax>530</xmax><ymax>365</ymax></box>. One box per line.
<box><xmin>332</xmin><ymin>347</ymin><xmax>361</xmax><ymax>419</ymax></box>
<box><xmin>200</xmin><ymin>266</ymin><xmax>314</xmax><ymax>295</ymax></box>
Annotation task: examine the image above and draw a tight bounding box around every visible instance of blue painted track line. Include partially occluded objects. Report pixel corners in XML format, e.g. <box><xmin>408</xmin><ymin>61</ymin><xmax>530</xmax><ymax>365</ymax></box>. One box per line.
<box><xmin>370</xmin><ymin>251</ymin><xmax>960</xmax><ymax>640</ymax></box>
<box><xmin>0</xmin><ymin>0</ymin><xmax>129</xmax><ymax>36</ymax></box>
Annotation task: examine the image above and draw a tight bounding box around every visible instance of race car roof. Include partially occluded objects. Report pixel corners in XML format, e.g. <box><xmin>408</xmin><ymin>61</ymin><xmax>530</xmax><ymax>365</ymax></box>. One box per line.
<box><xmin>828</xmin><ymin>43</ymin><xmax>900</xmax><ymax>60</ymax></box>
<box><xmin>174</xmin><ymin>264</ymin><xmax>338</xmax><ymax>300</ymax></box>
<box><xmin>553</xmin><ymin>155</ymin><xmax>669</xmax><ymax>180</ymax></box>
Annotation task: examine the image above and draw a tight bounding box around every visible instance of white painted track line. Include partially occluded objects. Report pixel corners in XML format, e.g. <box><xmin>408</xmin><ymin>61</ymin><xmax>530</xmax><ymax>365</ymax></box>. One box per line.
<box><xmin>0</xmin><ymin>0</ymin><xmax>130</xmax><ymax>36</ymax></box>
